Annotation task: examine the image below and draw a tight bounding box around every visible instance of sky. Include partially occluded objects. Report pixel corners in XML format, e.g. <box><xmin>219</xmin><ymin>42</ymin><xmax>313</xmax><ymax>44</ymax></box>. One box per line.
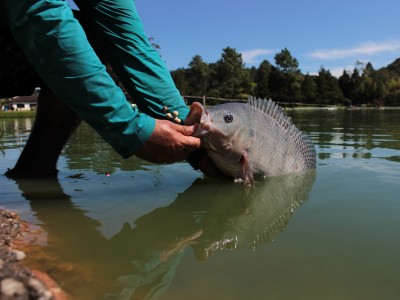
<box><xmin>68</xmin><ymin>0</ymin><xmax>400</xmax><ymax>77</ymax></box>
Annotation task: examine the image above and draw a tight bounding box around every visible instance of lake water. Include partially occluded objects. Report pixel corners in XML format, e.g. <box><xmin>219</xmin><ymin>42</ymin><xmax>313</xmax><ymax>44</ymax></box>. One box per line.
<box><xmin>1</xmin><ymin>108</ymin><xmax>399</xmax><ymax>300</ymax></box>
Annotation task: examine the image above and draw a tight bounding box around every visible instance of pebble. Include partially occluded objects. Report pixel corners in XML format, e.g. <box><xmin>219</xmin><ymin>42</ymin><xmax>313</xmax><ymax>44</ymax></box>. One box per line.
<box><xmin>1</xmin><ymin>278</ymin><xmax>27</xmax><ymax>298</ymax></box>
<box><xmin>28</xmin><ymin>278</ymin><xmax>53</xmax><ymax>300</ymax></box>
<box><xmin>12</xmin><ymin>249</ymin><xmax>26</xmax><ymax>261</ymax></box>
<box><xmin>1</xmin><ymin>209</ymin><xmax>63</xmax><ymax>300</ymax></box>
<box><xmin>28</xmin><ymin>278</ymin><xmax>46</xmax><ymax>295</ymax></box>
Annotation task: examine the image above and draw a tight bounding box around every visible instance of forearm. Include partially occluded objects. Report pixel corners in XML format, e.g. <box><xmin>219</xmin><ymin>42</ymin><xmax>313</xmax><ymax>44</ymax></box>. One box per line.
<box><xmin>2</xmin><ymin>0</ymin><xmax>154</xmax><ymax>158</ymax></box>
<box><xmin>74</xmin><ymin>0</ymin><xmax>189</xmax><ymax>120</ymax></box>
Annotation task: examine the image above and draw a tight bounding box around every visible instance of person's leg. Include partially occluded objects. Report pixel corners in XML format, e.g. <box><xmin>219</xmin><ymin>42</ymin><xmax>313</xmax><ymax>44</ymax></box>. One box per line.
<box><xmin>6</xmin><ymin>88</ymin><xmax>81</xmax><ymax>178</ymax></box>
<box><xmin>1</xmin><ymin>15</ymin><xmax>82</xmax><ymax>178</ymax></box>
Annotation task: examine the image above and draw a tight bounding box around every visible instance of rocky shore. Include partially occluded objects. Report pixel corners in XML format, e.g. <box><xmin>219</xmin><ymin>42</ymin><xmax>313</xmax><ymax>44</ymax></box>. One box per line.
<box><xmin>0</xmin><ymin>209</ymin><xmax>66</xmax><ymax>300</ymax></box>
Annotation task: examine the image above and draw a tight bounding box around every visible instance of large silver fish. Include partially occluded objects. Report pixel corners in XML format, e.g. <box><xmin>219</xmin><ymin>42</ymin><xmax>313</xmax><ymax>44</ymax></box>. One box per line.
<box><xmin>188</xmin><ymin>97</ymin><xmax>316</xmax><ymax>186</ymax></box>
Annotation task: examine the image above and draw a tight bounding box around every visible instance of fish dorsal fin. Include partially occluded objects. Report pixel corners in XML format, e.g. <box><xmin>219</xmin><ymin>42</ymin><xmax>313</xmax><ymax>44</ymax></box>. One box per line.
<box><xmin>247</xmin><ymin>97</ymin><xmax>316</xmax><ymax>168</ymax></box>
<box><xmin>247</xmin><ymin>97</ymin><xmax>294</xmax><ymax>129</ymax></box>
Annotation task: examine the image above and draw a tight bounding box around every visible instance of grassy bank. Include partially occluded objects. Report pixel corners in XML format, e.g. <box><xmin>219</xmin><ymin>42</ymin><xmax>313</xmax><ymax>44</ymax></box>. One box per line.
<box><xmin>0</xmin><ymin>111</ymin><xmax>36</xmax><ymax>118</ymax></box>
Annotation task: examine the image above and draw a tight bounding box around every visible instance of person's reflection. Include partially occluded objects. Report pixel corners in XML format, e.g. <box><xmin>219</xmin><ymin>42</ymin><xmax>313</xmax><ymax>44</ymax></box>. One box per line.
<box><xmin>13</xmin><ymin>178</ymin><xmax>204</xmax><ymax>299</ymax></box>
<box><xmin>13</xmin><ymin>178</ymin><xmax>113</xmax><ymax>298</ymax></box>
<box><xmin>13</xmin><ymin>170</ymin><xmax>316</xmax><ymax>300</ymax></box>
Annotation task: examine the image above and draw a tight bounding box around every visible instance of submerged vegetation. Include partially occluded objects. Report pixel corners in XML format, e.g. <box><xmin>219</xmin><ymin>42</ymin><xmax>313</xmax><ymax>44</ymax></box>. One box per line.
<box><xmin>171</xmin><ymin>47</ymin><xmax>400</xmax><ymax>106</ymax></box>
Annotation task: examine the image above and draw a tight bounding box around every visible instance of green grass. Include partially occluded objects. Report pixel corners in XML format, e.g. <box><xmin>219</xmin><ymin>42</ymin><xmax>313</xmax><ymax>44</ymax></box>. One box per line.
<box><xmin>0</xmin><ymin>111</ymin><xmax>36</xmax><ymax>118</ymax></box>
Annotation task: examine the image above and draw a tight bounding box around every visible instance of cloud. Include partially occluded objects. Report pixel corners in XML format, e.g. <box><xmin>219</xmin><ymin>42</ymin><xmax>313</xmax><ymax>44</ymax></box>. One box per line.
<box><xmin>329</xmin><ymin>66</ymin><xmax>354</xmax><ymax>77</ymax></box>
<box><xmin>305</xmin><ymin>66</ymin><xmax>352</xmax><ymax>78</ymax></box>
<box><xmin>241</xmin><ymin>48</ymin><xmax>274</xmax><ymax>64</ymax></box>
<box><xmin>310</xmin><ymin>40</ymin><xmax>400</xmax><ymax>60</ymax></box>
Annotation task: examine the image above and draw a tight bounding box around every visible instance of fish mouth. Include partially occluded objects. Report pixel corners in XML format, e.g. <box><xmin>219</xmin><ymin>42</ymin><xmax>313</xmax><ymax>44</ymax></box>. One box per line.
<box><xmin>194</xmin><ymin>110</ymin><xmax>232</xmax><ymax>156</ymax></box>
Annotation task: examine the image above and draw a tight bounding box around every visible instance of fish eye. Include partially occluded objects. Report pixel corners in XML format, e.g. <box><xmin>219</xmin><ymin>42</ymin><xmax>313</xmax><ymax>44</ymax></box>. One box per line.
<box><xmin>224</xmin><ymin>112</ymin><xmax>233</xmax><ymax>123</ymax></box>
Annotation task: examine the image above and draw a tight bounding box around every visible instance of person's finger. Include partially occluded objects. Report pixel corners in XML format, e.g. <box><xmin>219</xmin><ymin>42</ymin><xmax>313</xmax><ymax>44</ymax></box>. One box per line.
<box><xmin>180</xmin><ymin>135</ymin><xmax>201</xmax><ymax>149</ymax></box>
<box><xmin>170</xmin><ymin>123</ymin><xmax>199</xmax><ymax>137</ymax></box>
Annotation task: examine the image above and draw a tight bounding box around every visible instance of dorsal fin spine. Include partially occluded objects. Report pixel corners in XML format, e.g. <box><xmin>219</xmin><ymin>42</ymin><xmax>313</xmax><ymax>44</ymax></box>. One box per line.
<box><xmin>246</xmin><ymin>96</ymin><xmax>316</xmax><ymax>168</ymax></box>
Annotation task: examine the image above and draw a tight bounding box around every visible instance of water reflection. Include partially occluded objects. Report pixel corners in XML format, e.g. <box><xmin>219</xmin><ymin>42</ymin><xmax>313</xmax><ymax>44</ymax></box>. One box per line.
<box><xmin>288</xmin><ymin>109</ymin><xmax>400</xmax><ymax>162</ymax></box>
<box><xmin>2</xmin><ymin>109</ymin><xmax>400</xmax><ymax>172</ymax></box>
<box><xmin>0</xmin><ymin>117</ymin><xmax>33</xmax><ymax>153</ymax></box>
<box><xmin>13</xmin><ymin>170</ymin><xmax>315</xmax><ymax>299</ymax></box>
<box><xmin>3</xmin><ymin>109</ymin><xmax>399</xmax><ymax>300</ymax></box>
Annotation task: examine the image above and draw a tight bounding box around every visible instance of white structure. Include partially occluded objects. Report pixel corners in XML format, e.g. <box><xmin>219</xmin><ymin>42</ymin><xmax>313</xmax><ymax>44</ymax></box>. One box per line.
<box><xmin>1</xmin><ymin>87</ymin><xmax>40</xmax><ymax>111</ymax></box>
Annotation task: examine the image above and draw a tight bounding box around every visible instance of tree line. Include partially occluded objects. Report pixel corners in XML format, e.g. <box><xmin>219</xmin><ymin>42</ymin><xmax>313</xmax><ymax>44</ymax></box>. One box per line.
<box><xmin>170</xmin><ymin>47</ymin><xmax>400</xmax><ymax>106</ymax></box>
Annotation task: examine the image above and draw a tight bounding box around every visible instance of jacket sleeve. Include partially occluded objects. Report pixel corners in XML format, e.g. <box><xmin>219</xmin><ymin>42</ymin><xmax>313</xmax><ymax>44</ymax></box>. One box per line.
<box><xmin>73</xmin><ymin>0</ymin><xmax>190</xmax><ymax>121</ymax></box>
<box><xmin>1</xmin><ymin>0</ymin><xmax>155</xmax><ymax>158</ymax></box>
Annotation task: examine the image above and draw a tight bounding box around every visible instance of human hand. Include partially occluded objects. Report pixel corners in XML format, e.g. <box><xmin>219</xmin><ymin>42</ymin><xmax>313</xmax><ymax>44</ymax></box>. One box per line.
<box><xmin>184</xmin><ymin>103</ymin><xmax>226</xmax><ymax>178</ymax></box>
<box><xmin>136</xmin><ymin>119</ymin><xmax>201</xmax><ymax>164</ymax></box>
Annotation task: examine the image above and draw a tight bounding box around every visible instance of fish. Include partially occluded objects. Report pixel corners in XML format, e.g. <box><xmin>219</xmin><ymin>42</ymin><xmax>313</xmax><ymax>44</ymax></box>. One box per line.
<box><xmin>187</xmin><ymin>97</ymin><xmax>316</xmax><ymax>186</ymax></box>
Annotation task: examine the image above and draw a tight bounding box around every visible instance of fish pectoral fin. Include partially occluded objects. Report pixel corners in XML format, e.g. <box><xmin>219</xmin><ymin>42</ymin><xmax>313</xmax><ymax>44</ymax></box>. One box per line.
<box><xmin>239</xmin><ymin>151</ymin><xmax>254</xmax><ymax>187</ymax></box>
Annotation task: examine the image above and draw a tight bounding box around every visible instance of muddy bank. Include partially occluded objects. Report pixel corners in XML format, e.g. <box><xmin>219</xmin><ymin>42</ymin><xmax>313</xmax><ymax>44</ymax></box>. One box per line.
<box><xmin>0</xmin><ymin>209</ymin><xmax>67</xmax><ymax>300</ymax></box>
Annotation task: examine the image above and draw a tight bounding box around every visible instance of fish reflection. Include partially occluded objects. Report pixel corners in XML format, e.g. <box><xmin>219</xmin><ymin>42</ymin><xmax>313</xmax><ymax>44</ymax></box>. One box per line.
<box><xmin>189</xmin><ymin>171</ymin><xmax>316</xmax><ymax>260</ymax></box>
<box><xmin>12</xmin><ymin>170</ymin><xmax>315</xmax><ymax>299</ymax></box>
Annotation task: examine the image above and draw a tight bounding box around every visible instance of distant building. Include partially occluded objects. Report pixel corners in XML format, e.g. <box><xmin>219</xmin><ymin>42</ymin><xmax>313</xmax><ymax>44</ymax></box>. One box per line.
<box><xmin>1</xmin><ymin>87</ymin><xmax>40</xmax><ymax>111</ymax></box>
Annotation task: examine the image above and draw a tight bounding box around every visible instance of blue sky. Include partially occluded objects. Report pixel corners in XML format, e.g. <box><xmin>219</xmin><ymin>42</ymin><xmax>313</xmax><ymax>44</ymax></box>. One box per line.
<box><xmin>69</xmin><ymin>0</ymin><xmax>400</xmax><ymax>77</ymax></box>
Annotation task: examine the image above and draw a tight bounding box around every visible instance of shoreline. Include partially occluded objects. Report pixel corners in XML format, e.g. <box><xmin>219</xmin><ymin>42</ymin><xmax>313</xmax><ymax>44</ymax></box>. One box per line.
<box><xmin>0</xmin><ymin>208</ymin><xmax>68</xmax><ymax>300</ymax></box>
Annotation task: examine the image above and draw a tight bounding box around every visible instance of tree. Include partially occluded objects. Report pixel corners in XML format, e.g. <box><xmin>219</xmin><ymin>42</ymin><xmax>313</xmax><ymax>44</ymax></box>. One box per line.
<box><xmin>274</xmin><ymin>48</ymin><xmax>299</xmax><ymax>73</ymax></box>
<box><xmin>359</xmin><ymin>62</ymin><xmax>383</xmax><ymax>105</ymax></box>
<box><xmin>382</xmin><ymin>78</ymin><xmax>400</xmax><ymax>105</ymax></box>
<box><xmin>148</xmin><ymin>37</ymin><xmax>160</xmax><ymax>51</ymax></box>
<box><xmin>373</xmin><ymin>61</ymin><xmax>396</xmax><ymax>106</ymax></box>
<box><xmin>254</xmin><ymin>60</ymin><xmax>272</xmax><ymax>98</ymax></box>
<box><xmin>363</xmin><ymin>62</ymin><xmax>375</xmax><ymax>77</ymax></box>
<box><xmin>316</xmin><ymin>67</ymin><xmax>343</xmax><ymax>105</ymax></box>
<box><xmin>186</xmin><ymin>55</ymin><xmax>209</xmax><ymax>96</ymax></box>
<box><xmin>338</xmin><ymin>70</ymin><xmax>353</xmax><ymax>105</ymax></box>
<box><xmin>301</xmin><ymin>74</ymin><xmax>317</xmax><ymax>103</ymax></box>
<box><xmin>171</xmin><ymin>68</ymin><xmax>189</xmax><ymax>95</ymax></box>
<box><xmin>268</xmin><ymin>66</ymin><xmax>285</xmax><ymax>101</ymax></box>
<box><xmin>386</xmin><ymin>58</ymin><xmax>400</xmax><ymax>76</ymax></box>
<box><xmin>209</xmin><ymin>47</ymin><xmax>250</xmax><ymax>98</ymax></box>
<box><xmin>350</xmin><ymin>68</ymin><xmax>363</xmax><ymax>105</ymax></box>
<box><xmin>269</xmin><ymin>48</ymin><xmax>302</xmax><ymax>102</ymax></box>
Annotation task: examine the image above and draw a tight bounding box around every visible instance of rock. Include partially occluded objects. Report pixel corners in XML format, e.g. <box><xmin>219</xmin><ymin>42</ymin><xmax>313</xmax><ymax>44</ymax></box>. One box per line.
<box><xmin>1</xmin><ymin>278</ymin><xmax>28</xmax><ymax>299</ymax></box>
<box><xmin>28</xmin><ymin>278</ymin><xmax>46</xmax><ymax>295</ymax></box>
<box><xmin>12</xmin><ymin>249</ymin><xmax>26</xmax><ymax>261</ymax></box>
<box><xmin>28</xmin><ymin>277</ymin><xmax>54</xmax><ymax>299</ymax></box>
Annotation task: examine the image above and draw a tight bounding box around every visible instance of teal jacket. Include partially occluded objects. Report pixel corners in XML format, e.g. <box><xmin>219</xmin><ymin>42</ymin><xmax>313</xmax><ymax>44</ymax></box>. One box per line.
<box><xmin>1</xmin><ymin>0</ymin><xmax>189</xmax><ymax>158</ymax></box>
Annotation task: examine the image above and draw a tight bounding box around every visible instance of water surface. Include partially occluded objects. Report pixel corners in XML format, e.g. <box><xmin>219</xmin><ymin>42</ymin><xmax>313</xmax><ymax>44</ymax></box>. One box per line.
<box><xmin>1</xmin><ymin>108</ymin><xmax>399</xmax><ymax>300</ymax></box>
